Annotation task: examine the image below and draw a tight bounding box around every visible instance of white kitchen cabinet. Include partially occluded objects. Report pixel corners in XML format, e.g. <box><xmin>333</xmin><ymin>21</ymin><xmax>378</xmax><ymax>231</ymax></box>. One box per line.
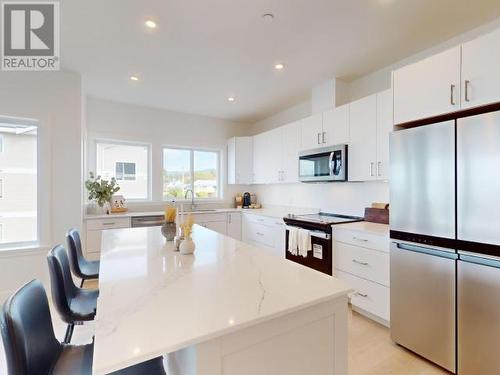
<box><xmin>375</xmin><ymin>89</ymin><xmax>393</xmax><ymax>180</ymax></box>
<box><xmin>279</xmin><ymin>121</ymin><xmax>300</xmax><ymax>183</ymax></box>
<box><xmin>393</xmin><ymin>46</ymin><xmax>461</xmax><ymax>124</ymax></box>
<box><xmin>182</xmin><ymin>212</ymin><xmax>228</xmax><ymax>235</ymax></box>
<box><xmin>267</xmin><ymin>127</ymin><xmax>283</xmax><ymax>183</ymax></box>
<box><xmin>200</xmin><ymin>220</ymin><xmax>227</xmax><ymax>234</ymax></box>
<box><xmin>242</xmin><ymin>213</ymin><xmax>285</xmax><ymax>257</ymax></box>
<box><xmin>227</xmin><ymin>137</ymin><xmax>253</xmax><ymax>185</ymax></box>
<box><xmin>252</xmin><ymin>132</ymin><xmax>268</xmax><ymax>184</ymax></box>
<box><xmin>300</xmin><ymin>113</ymin><xmax>323</xmax><ymax>151</ymax></box>
<box><xmin>334</xmin><ymin>224</ymin><xmax>390</xmax><ymax>325</ymax></box>
<box><xmin>461</xmin><ymin>27</ymin><xmax>500</xmax><ymax>109</ymax></box>
<box><xmin>226</xmin><ymin>212</ymin><xmax>242</xmax><ymax>240</ymax></box>
<box><xmin>322</xmin><ymin>104</ymin><xmax>349</xmax><ymax>146</ymax></box>
<box><xmin>85</xmin><ymin>217</ymin><xmax>131</xmax><ymax>260</ymax></box>
<box><xmin>349</xmin><ymin>94</ymin><xmax>377</xmax><ymax>181</ymax></box>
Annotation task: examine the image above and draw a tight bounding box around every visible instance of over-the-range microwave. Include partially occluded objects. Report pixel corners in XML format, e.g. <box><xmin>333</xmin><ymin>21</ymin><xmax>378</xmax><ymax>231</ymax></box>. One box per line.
<box><xmin>298</xmin><ymin>144</ymin><xmax>347</xmax><ymax>182</ymax></box>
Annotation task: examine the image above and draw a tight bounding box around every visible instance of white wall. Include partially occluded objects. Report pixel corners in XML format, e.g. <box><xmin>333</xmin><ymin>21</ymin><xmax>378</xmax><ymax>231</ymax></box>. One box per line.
<box><xmin>0</xmin><ymin>70</ymin><xmax>83</xmax><ymax>301</ymax></box>
<box><xmin>252</xmin><ymin>99</ymin><xmax>311</xmax><ymax>134</ymax></box>
<box><xmin>86</xmin><ymin>97</ymin><xmax>253</xmax><ymax>207</ymax></box>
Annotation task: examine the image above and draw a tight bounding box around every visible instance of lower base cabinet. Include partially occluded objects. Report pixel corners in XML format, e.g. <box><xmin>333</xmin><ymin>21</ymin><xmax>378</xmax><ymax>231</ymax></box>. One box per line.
<box><xmin>242</xmin><ymin>214</ymin><xmax>285</xmax><ymax>257</ymax></box>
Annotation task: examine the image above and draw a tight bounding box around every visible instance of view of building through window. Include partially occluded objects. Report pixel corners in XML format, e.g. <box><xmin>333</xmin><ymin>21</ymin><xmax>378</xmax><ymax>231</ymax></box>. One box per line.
<box><xmin>96</xmin><ymin>141</ymin><xmax>149</xmax><ymax>200</ymax></box>
<box><xmin>0</xmin><ymin>121</ymin><xmax>37</xmax><ymax>246</ymax></box>
<box><xmin>163</xmin><ymin>147</ymin><xmax>219</xmax><ymax>200</ymax></box>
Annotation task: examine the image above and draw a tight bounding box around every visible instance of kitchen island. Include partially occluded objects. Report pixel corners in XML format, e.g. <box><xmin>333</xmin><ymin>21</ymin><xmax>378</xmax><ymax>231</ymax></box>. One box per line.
<box><xmin>92</xmin><ymin>225</ymin><xmax>351</xmax><ymax>375</ymax></box>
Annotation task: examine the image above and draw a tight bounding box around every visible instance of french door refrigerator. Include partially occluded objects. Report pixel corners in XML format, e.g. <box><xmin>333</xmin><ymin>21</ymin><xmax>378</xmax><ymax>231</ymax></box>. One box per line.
<box><xmin>390</xmin><ymin>109</ymin><xmax>500</xmax><ymax>375</ymax></box>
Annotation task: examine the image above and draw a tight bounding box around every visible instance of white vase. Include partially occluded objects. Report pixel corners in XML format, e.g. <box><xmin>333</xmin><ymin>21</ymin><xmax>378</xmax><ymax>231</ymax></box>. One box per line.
<box><xmin>87</xmin><ymin>201</ymin><xmax>110</xmax><ymax>215</ymax></box>
<box><xmin>179</xmin><ymin>237</ymin><xmax>196</xmax><ymax>255</ymax></box>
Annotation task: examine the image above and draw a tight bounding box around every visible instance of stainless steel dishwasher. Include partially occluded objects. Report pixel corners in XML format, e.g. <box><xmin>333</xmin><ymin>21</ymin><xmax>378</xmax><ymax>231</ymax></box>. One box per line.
<box><xmin>131</xmin><ymin>215</ymin><xmax>165</xmax><ymax>228</ymax></box>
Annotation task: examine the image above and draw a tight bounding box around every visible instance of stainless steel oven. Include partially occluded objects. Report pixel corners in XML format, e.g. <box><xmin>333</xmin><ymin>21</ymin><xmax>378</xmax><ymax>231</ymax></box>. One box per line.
<box><xmin>298</xmin><ymin>144</ymin><xmax>347</xmax><ymax>182</ymax></box>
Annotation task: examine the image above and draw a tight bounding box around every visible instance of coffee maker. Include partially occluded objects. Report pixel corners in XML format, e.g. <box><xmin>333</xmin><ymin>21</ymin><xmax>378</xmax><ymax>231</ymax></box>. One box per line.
<box><xmin>242</xmin><ymin>192</ymin><xmax>251</xmax><ymax>208</ymax></box>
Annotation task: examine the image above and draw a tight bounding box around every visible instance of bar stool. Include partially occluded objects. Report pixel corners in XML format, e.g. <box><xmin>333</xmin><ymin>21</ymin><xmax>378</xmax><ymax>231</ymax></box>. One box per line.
<box><xmin>0</xmin><ymin>279</ymin><xmax>166</xmax><ymax>375</ymax></box>
<box><xmin>67</xmin><ymin>228</ymin><xmax>99</xmax><ymax>287</ymax></box>
<box><xmin>47</xmin><ymin>245</ymin><xmax>99</xmax><ymax>343</ymax></box>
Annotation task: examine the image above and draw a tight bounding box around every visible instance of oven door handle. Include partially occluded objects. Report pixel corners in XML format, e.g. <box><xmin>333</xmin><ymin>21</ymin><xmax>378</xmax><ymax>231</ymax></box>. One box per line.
<box><xmin>285</xmin><ymin>225</ymin><xmax>331</xmax><ymax>240</ymax></box>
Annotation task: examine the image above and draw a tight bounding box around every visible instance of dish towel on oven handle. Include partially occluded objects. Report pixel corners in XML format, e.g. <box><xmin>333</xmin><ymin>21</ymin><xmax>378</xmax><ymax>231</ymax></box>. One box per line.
<box><xmin>287</xmin><ymin>226</ymin><xmax>299</xmax><ymax>256</ymax></box>
<box><xmin>298</xmin><ymin>228</ymin><xmax>312</xmax><ymax>258</ymax></box>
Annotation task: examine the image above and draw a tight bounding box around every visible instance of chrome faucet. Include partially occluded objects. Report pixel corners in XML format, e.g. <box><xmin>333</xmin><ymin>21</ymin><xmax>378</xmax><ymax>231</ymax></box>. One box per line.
<box><xmin>184</xmin><ymin>189</ymin><xmax>195</xmax><ymax>211</ymax></box>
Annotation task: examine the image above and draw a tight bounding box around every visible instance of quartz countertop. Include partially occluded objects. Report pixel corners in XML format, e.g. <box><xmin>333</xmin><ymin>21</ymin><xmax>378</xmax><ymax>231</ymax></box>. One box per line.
<box><xmin>93</xmin><ymin>225</ymin><xmax>351</xmax><ymax>374</ymax></box>
<box><xmin>333</xmin><ymin>221</ymin><xmax>389</xmax><ymax>236</ymax></box>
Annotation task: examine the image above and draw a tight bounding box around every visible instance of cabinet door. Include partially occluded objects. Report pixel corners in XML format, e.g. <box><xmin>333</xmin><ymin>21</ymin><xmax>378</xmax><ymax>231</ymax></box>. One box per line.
<box><xmin>227</xmin><ymin>137</ymin><xmax>236</xmax><ymax>184</ymax></box>
<box><xmin>252</xmin><ymin>133</ymin><xmax>267</xmax><ymax>184</ymax></box>
<box><xmin>228</xmin><ymin>137</ymin><xmax>253</xmax><ymax>185</ymax></box>
<box><xmin>86</xmin><ymin>230</ymin><xmax>102</xmax><ymax>256</ymax></box>
<box><xmin>280</xmin><ymin>121</ymin><xmax>300</xmax><ymax>183</ymax></box>
<box><xmin>267</xmin><ymin>127</ymin><xmax>283</xmax><ymax>183</ymax></box>
<box><xmin>227</xmin><ymin>213</ymin><xmax>242</xmax><ymax>240</ymax></box>
<box><xmin>322</xmin><ymin>104</ymin><xmax>349</xmax><ymax>146</ymax></box>
<box><xmin>201</xmin><ymin>221</ymin><xmax>227</xmax><ymax>235</ymax></box>
<box><xmin>376</xmin><ymin>89</ymin><xmax>393</xmax><ymax>180</ymax></box>
<box><xmin>461</xmin><ymin>27</ymin><xmax>500</xmax><ymax>109</ymax></box>
<box><xmin>272</xmin><ymin>220</ymin><xmax>285</xmax><ymax>257</ymax></box>
<box><xmin>300</xmin><ymin>113</ymin><xmax>323</xmax><ymax>151</ymax></box>
<box><xmin>349</xmin><ymin>94</ymin><xmax>377</xmax><ymax>181</ymax></box>
<box><xmin>393</xmin><ymin>46</ymin><xmax>461</xmax><ymax>124</ymax></box>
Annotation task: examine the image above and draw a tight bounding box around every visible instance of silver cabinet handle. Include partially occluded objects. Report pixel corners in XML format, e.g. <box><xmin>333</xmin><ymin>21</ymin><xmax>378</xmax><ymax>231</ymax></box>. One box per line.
<box><xmin>370</xmin><ymin>162</ymin><xmax>374</xmax><ymax>177</ymax></box>
<box><xmin>322</xmin><ymin>132</ymin><xmax>326</xmax><ymax>144</ymax></box>
<box><xmin>317</xmin><ymin>133</ymin><xmax>321</xmax><ymax>145</ymax></box>
<box><xmin>354</xmin><ymin>292</ymin><xmax>368</xmax><ymax>298</ymax></box>
<box><xmin>353</xmin><ymin>237</ymin><xmax>369</xmax><ymax>243</ymax></box>
<box><xmin>465</xmin><ymin>80</ymin><xmax>471</xmax><ymax>102</ymax></box>
<box><xmin>102</xmin><ymin>222</ymin><xmax>116</xmax><ymax>226</ymax></box>
<box><xmin>256</xmin><ymin>232</ymin><xmax>264</xmax><ymax>236</ymax></box>
<box><xmin>450</xmin><ymin>84</ymin><xmax>456</xmax><ymax>105</ymax></box>
<box><xmin>228</xmin><ymin>214</ymin><xmax>232</xmax><ymax>224</ymax></box>
<box><xmin>377</xmin><ymin>161</ymin><xmax>381</xmax><ymax>177</ymax></box>
<box><xmin>352</xmin><ymin>259</ymin><xmax>369</xmax><ymax>266</ymax></box>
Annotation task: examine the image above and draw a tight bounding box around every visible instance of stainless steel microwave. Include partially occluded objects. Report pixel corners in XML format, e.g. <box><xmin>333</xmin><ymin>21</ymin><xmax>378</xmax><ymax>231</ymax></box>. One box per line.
<box><xmin>298</xmin><ymin>145</ymin><xmax>347</xmax><ymax>182</ymax></box>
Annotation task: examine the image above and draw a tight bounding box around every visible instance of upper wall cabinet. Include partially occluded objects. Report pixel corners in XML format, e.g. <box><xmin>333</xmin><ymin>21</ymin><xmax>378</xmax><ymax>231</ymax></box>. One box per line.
<box><xmin>253</xmin><ymin>132</ymin><xmax>270</xmax><ymax>184</ymax></box>
<box><xmin>349</xmin><ymin>90</ymin><xmax>393</xmax><ymax>182</ymax></box>
<box><xmin>393</xmin><ymin>46</ymin><xmax>461</xmax><ymax>125</ymax></box>
<box><xmin>349</xmin><ymin>94</ymin><xmax>378</xmax><ymax>181</ymax></box>
<box><xmin>322</xmin><ymin>104</ymin><xmax>350</xmax><ymax>147</ymax></box>
<box><xmin>299</xmin><ymin>113</ymin><xmax>323</xmax><ymax>151</ymax></box>
<box><xmin>299</xmin><ymin>105</ymin><xmax>349</xmax><ymax>151</ymax></box>
<box><xmin>227</xmin><ymin>137</ymin><xmax>253</xmax><ymax>185</ymax></box>
<box><xmin>461</xmin><ymin>28</ymin><xmax>500</xmax><ymax>109</ymax></box>
<box><xmin>279</xmin><ymin>121</ymin><xmax>300</xmax><ymax>183</ymax></box>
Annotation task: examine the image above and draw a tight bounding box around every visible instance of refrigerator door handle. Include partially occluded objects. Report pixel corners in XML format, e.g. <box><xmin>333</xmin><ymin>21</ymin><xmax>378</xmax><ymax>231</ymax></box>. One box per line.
<box><xmin>394</xmin><ymin>241</ymin><xmax>458</xmax><ymax>260</ymax></box>
<box><xmin>459</xmin><ymin>254</ymin><xmax>500</xmax><ymax>269</ymax></box>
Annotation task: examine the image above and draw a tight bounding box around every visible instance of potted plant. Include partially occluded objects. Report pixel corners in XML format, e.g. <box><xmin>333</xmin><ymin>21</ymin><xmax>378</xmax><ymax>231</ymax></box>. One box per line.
<box><xmin>85</xmin><ymin>172</ymin><xmax>121</xmax><ymax>215</ymax></box>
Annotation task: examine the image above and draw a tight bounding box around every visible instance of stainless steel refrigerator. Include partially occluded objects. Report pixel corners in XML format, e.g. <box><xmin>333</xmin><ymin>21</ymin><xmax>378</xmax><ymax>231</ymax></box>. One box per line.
<box><xmin>390</xmin><ymin>109</ymin><xmax>500</xmax><ymax>374</ymax></box>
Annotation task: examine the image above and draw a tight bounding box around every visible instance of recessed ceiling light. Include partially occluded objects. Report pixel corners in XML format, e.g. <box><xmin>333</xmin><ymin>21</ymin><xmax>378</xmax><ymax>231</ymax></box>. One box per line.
<box><xmin>130</xmin><ymin>75</ymin><xmax>139</xmax><ymax>81</ymax></box>
<box><xmin>262</xmin><ymin>13</ymin><xmax>274</xmax><ymax>23</ymax></box>
<box><xmin>145</xmin><ymin>19</ymin><xmax>157</xmax><ymax>29</ymax></box>
<box><xmin>227</xmin><ymin>97</ymin><xmax>235</xmax><ymax>102</ymax></box>
<box><xmin>275</xmin><ymin>63</ymin><xmax>285</xmax><ymax>70</ymax></box>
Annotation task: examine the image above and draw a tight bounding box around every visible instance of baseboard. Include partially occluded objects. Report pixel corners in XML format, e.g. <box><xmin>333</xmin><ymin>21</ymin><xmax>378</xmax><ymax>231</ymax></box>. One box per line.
<box><xmin>351</xmin><ymin>305</ymin><xmax>390</xmax><ymax>328</ymax></box>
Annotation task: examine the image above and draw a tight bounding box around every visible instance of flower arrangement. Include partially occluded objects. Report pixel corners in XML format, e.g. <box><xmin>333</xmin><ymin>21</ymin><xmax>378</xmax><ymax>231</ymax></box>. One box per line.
<box><xmin>165</xmin><ymin>206</ymin><xmax>177</xmax><ymax>223</ymax></box>
<box><xmin>180</xmin><ymin>214</ymin><xmax>194</xmax><ymax>238</ymax></box>
<box><xmin>85</xmin><ymin>172</ymin><xmax>120</xmax><ymax>208</ymax></box>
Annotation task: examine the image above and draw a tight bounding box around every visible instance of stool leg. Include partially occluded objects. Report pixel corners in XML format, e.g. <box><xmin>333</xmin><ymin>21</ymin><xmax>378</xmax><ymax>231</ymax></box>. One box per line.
<box><xmin>80</xmin><ymin>278</ymin><xmax>85</xmax><ymax>288</ymax></box>
<box><xmin>64</xmin><ymin>323</ymin><xmax>75</xmax><ymax>344</ymax></box>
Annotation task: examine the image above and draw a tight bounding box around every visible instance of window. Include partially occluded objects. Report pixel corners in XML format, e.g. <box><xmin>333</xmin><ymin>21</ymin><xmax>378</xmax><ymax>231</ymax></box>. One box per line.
<box><xmin>96</xmin><ymin>141</ymin><xmax>150</xmax><ymax>200</ymax></box>
<box><xmin>115</xmin><ymin>162</ymin><xmax>136</xmax><ymax>181</ymax></box>
<box><xmin>0</xmin><ymin>121</ymin><xmax>37</xmax><ymax>246</ymax></box>
<box><xmin>163</xmin><ymin>147</ymin><xmax>219</xmax><ymax>200</ymax></box>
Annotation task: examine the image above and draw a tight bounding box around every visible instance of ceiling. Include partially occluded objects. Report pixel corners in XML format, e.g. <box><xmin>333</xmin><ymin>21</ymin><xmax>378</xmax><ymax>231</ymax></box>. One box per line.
<box><xmin>61</xmin><ymin>0</ymin><xmax>500</xmax><ymax>123</ymax></box>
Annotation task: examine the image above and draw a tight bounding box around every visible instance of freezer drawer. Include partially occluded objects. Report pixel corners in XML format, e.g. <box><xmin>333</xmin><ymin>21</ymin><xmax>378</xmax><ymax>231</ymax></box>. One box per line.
<box><xmin>390</xmin><ymin>241</ymin><xmax>456</xmax><ymax>373</ymax></box>
<box><xmin>390</xmin><ymin>121</ymin><xmax>455</xmax><ymax>239</ymax></box>
<box><xmin>458</xmin><ymin>256</ymin><xmax>500</xmax><ymax>375</ymax></box>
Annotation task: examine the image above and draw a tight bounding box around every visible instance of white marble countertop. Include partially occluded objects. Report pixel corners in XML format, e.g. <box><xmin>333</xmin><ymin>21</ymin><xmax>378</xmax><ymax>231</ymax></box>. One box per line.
<box><xmin>93</xmin><ymin>225</ymin><xmax>351</xmax><ymax>374</ymax></box>
<box><xmin>333</xmin><ymin>221</ymin><xmax>389</xmax><ymax>236</ymax></box>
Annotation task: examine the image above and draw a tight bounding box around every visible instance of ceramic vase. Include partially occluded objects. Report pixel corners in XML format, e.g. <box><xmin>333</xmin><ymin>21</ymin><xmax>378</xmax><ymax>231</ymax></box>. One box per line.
<box><xmin>179</xmin><ymin>237</ymin><xmax>196</xmax><ymax>254</ymax></box>
<box><xmin>161</xmin><ymin>222</ymin><xmax>177</xmax><ymax>241</ymax></box>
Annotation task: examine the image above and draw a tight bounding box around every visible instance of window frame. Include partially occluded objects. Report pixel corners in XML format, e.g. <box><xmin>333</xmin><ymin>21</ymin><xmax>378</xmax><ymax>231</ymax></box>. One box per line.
<box><xmin>0</xmin><ymin>117</ymin><xmax>39</xmax><ymax>250</ymax></box>
<box><xmin>94</xmin><ymin>139</ymin><xmax>152</xmax><ymax>202</ymax></box>
<box><xmin>162</xmin><ymin>145</ymin><xmax>221</xmax><ymax>202</ymax></box>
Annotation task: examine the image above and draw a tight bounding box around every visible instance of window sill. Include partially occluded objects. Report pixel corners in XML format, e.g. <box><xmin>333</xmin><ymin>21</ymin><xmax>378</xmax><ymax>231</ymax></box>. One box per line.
<box><xmin>0</xmin><ymin>244</ymin><xmax>50</xmax><ymax>257</ymax></box>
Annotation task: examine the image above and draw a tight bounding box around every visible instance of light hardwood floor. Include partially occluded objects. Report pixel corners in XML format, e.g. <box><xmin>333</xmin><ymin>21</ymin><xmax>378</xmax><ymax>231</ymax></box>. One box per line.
<box><xmin>0</xmin><ymin>280</ymin><xmax>450</xmax><ymax>375</ymax></box>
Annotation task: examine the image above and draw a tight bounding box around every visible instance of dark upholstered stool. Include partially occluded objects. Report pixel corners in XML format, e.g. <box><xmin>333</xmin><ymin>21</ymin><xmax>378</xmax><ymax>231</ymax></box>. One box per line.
<box><xmin>67</xmin><ymin>228</ymin><xmax>99</xmax><ymax>287</ymax></box>
<box><xmin>47</xmin><ymin>245</ymin><xmax>99</xmax><ymax>343</ymax></box>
